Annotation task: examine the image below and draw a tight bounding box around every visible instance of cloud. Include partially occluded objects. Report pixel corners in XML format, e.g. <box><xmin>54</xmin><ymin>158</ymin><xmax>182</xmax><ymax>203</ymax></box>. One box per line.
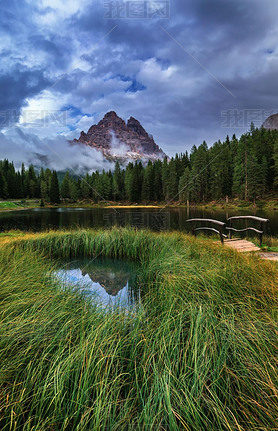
<box><xmin>109</xmin><ymin>130</ymin><xmax>131</xmax><ymax>157</ymax></box>
<box><xmin>0</xmin><ymin>127</ymin><xmax>113</xmax><ymax>173</ymax></box>
<box><xmin>1</xmin><ymin>0</ymin><xmax>278</xmax><ymax>164</ymax></box>
<box><xmin>0</xmin><ymin>66</ymin><xmax>51</xmax><ymax>126</ymax></box>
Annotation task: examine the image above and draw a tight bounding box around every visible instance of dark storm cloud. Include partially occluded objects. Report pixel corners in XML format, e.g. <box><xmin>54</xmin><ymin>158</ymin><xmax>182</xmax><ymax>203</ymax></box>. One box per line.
<box><xmin>0</xmin><ymin>66</ymin><xmax>51</xmax><ymax>126</ymax></box>
<box><xmin>0</xmin><ymin>0</ymin><xmax>35</xmax><ymax>36</ymax></box>
<box><xmin>1</xmin><ymin>0</ymin><xmax>278</xmax><ymax>162</ymax></box>
<box><xmin>0</xmin><ymin>0</ymin><xmax>54</xmax><ymax>125</ymax></box>
<box><xmin>28</xmin><ymin>34</ymin><xmax>70</xmax><ymax>69</ymax></box>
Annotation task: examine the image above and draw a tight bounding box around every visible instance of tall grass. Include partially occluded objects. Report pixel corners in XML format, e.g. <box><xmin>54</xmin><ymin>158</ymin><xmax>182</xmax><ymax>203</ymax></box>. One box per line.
<box><xmin>0</xmin><ymin>228</ymin><xmax>278</xmax><ymax>430</ymax></box>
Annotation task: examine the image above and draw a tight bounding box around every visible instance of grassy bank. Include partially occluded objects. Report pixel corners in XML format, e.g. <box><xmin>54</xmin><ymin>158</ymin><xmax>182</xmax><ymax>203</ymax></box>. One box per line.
<box><xmin>106</xmin><ymin>198</ymin><xmax>278</xmax><ymax>210</ymax></box>
<box><xmin>0</xmin><ymin>201</ymin><xmax>27</xmax><ymax>211</ymax></box>
<box><xmin>1</xmin><ymin>229</ymin><xmax>278</xmax><ymax>430</ymax></box>
<box><xmin>1</xmin><ymin>197</ymin><xmax>278</xmax><ymax>212</ymax></box>
<box><xmin>0</xmin><ymin>200</ymin><xmax>41</xmax><ymax>211</ymax></box>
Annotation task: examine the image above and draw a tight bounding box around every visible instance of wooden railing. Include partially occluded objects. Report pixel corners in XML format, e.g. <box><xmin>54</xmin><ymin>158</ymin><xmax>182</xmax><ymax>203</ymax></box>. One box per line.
<box><xmin>226</xmin><ymin>216</ymin><xmax>269</xmax><ymax>246</ymax></box>
<box><xmin>186</xmin><ymin>216</ymin><xmax>269</xmax><ymax>246</ymax></box>
<box><xmin>186</xmin><ymin>218</ymin><xmax>227</xmax><ymax>244</ymax></box>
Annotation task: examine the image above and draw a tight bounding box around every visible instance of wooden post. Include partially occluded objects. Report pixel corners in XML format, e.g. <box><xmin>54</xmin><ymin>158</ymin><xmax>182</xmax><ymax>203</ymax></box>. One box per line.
<box><xmin>229</xmin><ymin>220</ymin><xmax>233</xmax><ymax>239</ymax></box>
<box><xmin>259</xmin><ymin>221</ymin><xmax>263</xmax><ymax>247</ymax></box>
<box><xmin>227</xmin><ymin>216</ymin><xmax>269</xmax><ymax>246</ymax></box>
<box><xmin>219</xmin><ymin>225</ymin><xmax>224</xmax><ymax>244</ymax></box>
<box><xmin>192</xmin><ymin>222</ymin><xmax>196</xmax><ymax>237</ymax></box>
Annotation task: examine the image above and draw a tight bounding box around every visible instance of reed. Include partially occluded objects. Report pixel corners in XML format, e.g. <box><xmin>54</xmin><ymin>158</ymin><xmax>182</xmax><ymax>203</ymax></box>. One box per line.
<box><xmin>0</xmin><ymin>228</ymin><xmax>278</xmax><ymax>430</ymax></box>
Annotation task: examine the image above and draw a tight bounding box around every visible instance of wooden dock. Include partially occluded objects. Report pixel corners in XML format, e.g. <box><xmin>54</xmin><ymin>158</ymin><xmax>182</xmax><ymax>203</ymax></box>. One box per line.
<box><xmin>259</xmin><ymin>252</ymin><xmax>278</xmax><ymax>261</ymax></box>
<box><xmin>224</xmin><ymin>238</ymin><xmax>260</xmax><ymax>252</ymax></box>
<box><xmin>186</xmin><ymin>216</ymin><xmax>277</xmax><ymax>261</ymax></box>
<box><xmin>224</xmin><ymin>239</ymin><xmax>278</xmax><ymax>261</ymax></box>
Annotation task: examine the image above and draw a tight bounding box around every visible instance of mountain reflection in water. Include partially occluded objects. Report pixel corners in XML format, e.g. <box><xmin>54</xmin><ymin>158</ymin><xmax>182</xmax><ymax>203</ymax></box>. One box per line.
<box><xmin>54</xmin><ymin>257</ymin><xmax>139</xmax><ymax>309</ymax></box>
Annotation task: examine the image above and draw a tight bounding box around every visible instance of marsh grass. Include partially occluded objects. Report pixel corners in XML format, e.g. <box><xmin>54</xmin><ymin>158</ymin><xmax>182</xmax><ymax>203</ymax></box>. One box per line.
<box><xmin>0</xmin><ymin>228</ymin><xmax>278</xmax><ymax>430</ymax></box>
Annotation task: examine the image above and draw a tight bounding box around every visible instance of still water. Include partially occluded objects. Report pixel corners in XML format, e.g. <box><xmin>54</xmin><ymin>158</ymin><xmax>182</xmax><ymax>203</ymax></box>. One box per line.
<box><xmin>54</xmin><ymin>257</ymin><xmax>140</xmax><ymax>309</ymax></box>
<box><xmin>1</xmin><ymin>207</ymin><xmax>278</xmax><ymax>235</ymax></box>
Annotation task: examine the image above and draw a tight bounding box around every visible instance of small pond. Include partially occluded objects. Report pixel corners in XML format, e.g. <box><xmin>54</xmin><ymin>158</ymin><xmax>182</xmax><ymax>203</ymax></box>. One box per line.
<box><xmin>54</xmin><ymin>257</ymin><xmax>140</xmax><ymax>310</ymax></box>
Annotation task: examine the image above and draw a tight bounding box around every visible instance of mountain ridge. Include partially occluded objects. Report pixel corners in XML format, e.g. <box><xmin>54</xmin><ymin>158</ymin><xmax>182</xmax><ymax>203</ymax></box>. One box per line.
<box><xmin>73</xmin><ymin>111</ymin><xmax>167</xmax><ymax>162</ymax></box>
<box><xmin>262</xmin><ymin>113</ymin><xmax>278</xmax><ymax>130</ymax></box>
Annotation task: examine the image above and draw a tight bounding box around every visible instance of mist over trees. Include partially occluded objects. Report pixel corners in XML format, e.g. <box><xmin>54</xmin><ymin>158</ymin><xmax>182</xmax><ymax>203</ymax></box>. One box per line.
<box><xmin>1</xmin><ymin>125</ymin><xmax>278</xmax><ymax>204</ymax></box>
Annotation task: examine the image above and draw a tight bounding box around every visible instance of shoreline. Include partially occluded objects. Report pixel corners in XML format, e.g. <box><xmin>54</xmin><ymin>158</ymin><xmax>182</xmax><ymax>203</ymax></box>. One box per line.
<box><xmin>1</xmin><ymin>199</ymin><xmax>278</xmax><ymax>213</ymax></box>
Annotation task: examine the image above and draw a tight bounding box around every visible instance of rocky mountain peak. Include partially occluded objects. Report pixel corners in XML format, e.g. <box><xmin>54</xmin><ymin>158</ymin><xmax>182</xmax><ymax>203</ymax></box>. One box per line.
<box><xmin>262</xmin><ymin>113</ymin><xmax>278</xmax><ymax>130</ymax></box>
<box><xmin>127</xmin><ymin>117</ymin><xmax>149</xmax><ymax>137</ymax></box>
<box><xmin>74</xmin><ymin>111</ymin><xmax>166</xmax><ymax>162</ymax></box>
<box><xmin>104</xmin><ymin>111</ymin><xmax>119</xmax><ymax>118</ymax></box>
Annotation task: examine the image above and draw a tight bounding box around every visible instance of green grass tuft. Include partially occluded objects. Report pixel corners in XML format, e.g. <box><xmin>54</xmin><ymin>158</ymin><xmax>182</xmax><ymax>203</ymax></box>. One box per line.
<box><xmin>0</xmin><ymin>228</ymin><xmax>278</xmax><ymax>430</ymax></box>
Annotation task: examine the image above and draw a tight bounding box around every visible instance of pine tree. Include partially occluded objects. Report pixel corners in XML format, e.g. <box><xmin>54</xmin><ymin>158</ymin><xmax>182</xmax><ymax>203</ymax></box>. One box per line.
<box><xmin>15</xmin><ymin>172</ymin><xmax>23</xmax><ymax>198</ymax></box>
<box><xmin>69</xmin><ymin>179</ymin><xmax>78</xmax><ymax>202</ymax></box>
<box><xmin>181</xmin><ymin>152</ymin><xmax>190</xmax><ymax>170</ymax></box>
<box><xmin>21</xmin><ymin>163</ymin><xmax>26</xmax><ymax>196</ymax></box>
<box><xmin>28</xmin><ymin>165</ymin><xmax>39</xmax><ymax>198</ymax></box>
<box><xmin>153</xmin><ymin>160</ymin><xmax>163</xmax><ymax>201</ymax></box>
<box><xmin>61</xmin><ymin>172</ymin><xmax>71</xmax><ymax>200</ymax></box>
<box><xmin>92</xmin><ymin>171</ymin><xmax>101</xmax><ymax>202</ymax></box>
<box><xmin>124</xmin><ymin>163</ymin><xmax>134</xmax><ymax>201</ymax></box>
<box><xmin>190</xmin><ymin>142</ymin><xmax>209</xmax><ymax>202</ymax></box>
<box><xmin>168</xmin><ymin>159</ymin><xmax>178</xmax><ymax>201</ymax></box>
<box><xmin>0</xmin><ymin>172</ymin><xmax>8</xmax><ymax>199</ymax></box>
<box><xmin>178</xmin><ymin>167</ymin><xmax>191</xmax><ymax>204</ymax></box>
<box><xmin>260</xmin><ymin>155</ymin><xmax>268</xmax><ymax>196</ymax></box>
<box><xmin>247</xmin><ymin>154</ymin><xmax>263</xmax><ymax>202</ymax></box>
<box><xmin>44</xmin><ymin>169</ymin><xmax>52</xmax><ymax>201</ymax></box>
<box><xmin>209</xmin><ymin>139</ymin><xmax>231</xmax><ymax>200</ymax></box>
<box><xmin>141</xmin><ymin>161</ymin><xmax>154</xmax><ymax>202</ymax></box>
<box><xmin>5</xmin><ymin>162</ymin><xmax>17</xmax><ymax>198</ymax></box>
<box><xmin>112</xmin><ymin>161</ymin><xmax>122</xmax><ymax>201</ymax></box>
<box><xmin>101</xmin><ymin>170</ymin><xmax>112</xmax><ymax>200</ymax></box>
<box><xmin>40</xmin><ymin>180</ymin><xmax>48</xmax><ymax>201</ymax></box>
<box><xmin>81</xmin><ymin>174</ymin><xmax>92</xmax><ymax>199</ymax></box>
<box><xmin>49</xmin><ymin>171</ymin><xmax>60</xmax><ymax>204</ymax></box>
<box><xmin>131</xmin><ymin>162</ymin><xmax>143</xmax><ymax>202</ymax></box>
<box><xmin>273</xmin><ymin>134</ymin><xmax>278</xmax><ymax>189</ymax></box>
<box><xmin>161</xmin><ymin>157</ymin><xmax>169</xmax><ymax>200</ymax></box>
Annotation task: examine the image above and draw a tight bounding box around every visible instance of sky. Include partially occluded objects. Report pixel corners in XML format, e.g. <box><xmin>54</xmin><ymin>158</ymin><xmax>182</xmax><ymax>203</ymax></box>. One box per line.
<box><xmin>0</xmin><ymin>0</ymin><xmax>278</xmax><ymax>171</ymax></box>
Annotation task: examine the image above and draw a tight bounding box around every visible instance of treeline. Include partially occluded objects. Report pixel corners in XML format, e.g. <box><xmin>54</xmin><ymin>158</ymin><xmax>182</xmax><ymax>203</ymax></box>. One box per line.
<box><xmin>1</xmin><ymin>124</ymin><xmax>278</xmax><ymax>204</ymax></box>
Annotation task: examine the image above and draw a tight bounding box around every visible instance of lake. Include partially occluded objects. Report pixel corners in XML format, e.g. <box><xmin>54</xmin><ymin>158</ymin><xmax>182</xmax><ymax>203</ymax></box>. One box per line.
<box><xmin>1</xmin><ymin>207</ymin><xmax>278</xmax><ymax>236</ymax></box>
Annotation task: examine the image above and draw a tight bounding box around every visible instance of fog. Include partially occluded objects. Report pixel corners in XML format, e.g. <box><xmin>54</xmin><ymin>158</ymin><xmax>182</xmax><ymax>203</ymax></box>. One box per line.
<box><xmin>0</xmin><ymin>128</ymin><xmax>114</xmax><ymax>173</ymax></box>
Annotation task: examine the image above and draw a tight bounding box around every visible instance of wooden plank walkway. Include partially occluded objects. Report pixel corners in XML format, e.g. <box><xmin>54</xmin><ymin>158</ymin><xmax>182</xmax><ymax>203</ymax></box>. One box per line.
<box><xmin>259</xmin><ymin>252</ymin><xmax>278</xmax><ymax>261</ymax></box>
<box><xmin>224</xmin><ymin>239</ymin><xmax>278</xmax><ymax>261</ymax></box>
<box><xmin>224</xmin><ymin>238</ymin><xmax>261</xmax><ymax>252</ymax></box>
